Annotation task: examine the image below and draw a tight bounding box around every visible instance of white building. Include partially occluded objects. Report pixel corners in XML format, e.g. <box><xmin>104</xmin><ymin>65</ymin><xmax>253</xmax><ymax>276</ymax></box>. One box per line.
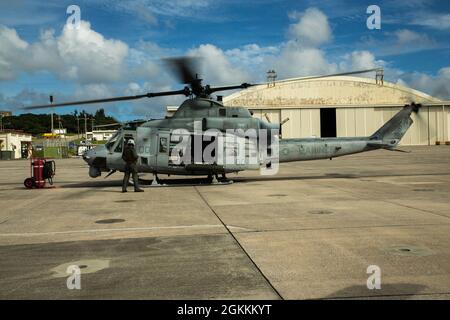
<box><xmin>52</xmin><ymin>128</ymin><xmax>67</xmax><ymax>137</ymax></box>
<box><xmin>0</xmin><ymin>131</ymin><xmax>33</xmax><ymax>159</ymax></box>
<box><xmin>86</xmin><ymin>129</ymin><xmax>117</xmax><ymax>142</ymax></box>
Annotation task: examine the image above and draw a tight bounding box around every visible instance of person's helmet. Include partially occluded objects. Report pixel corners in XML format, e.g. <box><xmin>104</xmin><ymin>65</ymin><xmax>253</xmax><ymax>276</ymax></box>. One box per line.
<box><xmin>127</xmin><ymin>139</ymin><xmax>135</xmax><ymax>146</ymax></box>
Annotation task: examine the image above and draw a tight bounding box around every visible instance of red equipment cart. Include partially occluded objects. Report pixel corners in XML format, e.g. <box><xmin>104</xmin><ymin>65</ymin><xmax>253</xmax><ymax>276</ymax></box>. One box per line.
<box><xmin>24</xmin><ymin>158</ymin><xmax>56</xmax><ymax>189</ymax></box>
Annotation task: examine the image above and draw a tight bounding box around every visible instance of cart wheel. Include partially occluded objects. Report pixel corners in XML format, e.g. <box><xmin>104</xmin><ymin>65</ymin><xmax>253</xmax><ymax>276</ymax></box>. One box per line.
<box><xmin>24</xmin><ymin>178</ymin><xmax>35</xmax><ymax>189</ymax></box>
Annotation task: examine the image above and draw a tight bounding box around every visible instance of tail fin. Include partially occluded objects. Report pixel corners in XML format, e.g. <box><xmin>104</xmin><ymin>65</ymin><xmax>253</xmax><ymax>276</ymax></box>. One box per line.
<box><xmin>369</xmin><ymin>104</ymin><xmax>417</xmax><ymax>147</ymax></box>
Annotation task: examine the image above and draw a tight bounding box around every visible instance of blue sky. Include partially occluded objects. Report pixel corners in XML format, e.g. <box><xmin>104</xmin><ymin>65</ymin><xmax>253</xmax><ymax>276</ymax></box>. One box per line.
<box><xmin>1</xmin><ymin>0</ymin><xmax>450</xmax><ymax>120</ymax></box>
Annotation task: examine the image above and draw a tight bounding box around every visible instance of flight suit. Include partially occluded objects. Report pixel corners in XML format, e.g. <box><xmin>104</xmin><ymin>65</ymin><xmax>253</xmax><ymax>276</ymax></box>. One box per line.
<box><xmin>122</xmin><ymin>144</ymin><xmax>143</xmax><ymax>192</ymax></box>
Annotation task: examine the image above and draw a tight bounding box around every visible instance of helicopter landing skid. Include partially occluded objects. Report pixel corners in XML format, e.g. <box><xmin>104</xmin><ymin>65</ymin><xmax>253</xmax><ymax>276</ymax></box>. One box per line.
<box><xmin>138</xmin><ymin>177</ymin><xmax>233</xmax><ymax>187</ymax></box>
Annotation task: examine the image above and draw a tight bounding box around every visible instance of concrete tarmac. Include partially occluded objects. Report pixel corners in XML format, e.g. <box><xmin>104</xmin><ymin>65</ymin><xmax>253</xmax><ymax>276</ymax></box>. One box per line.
<box><xmin>0</xmin><ymin>146</ymin><xmax>449</xmax><ymax>299</ymax></box>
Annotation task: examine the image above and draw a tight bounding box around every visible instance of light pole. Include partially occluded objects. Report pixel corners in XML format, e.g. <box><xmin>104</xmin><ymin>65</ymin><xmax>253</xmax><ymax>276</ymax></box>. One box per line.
<box><xmin>49</xmin><ymin>95</ymin><xmax>54</xmax><ymax>135</ymax></box>
<box><xmin>84</xmin><ymin>114</ymin><xmax>88</xmax><ymax>142</ymax></box>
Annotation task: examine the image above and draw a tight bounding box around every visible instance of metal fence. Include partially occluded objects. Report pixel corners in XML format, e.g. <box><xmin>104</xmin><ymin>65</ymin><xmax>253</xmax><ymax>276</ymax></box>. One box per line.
<box><xmin>33</xmin><ymin>138</ymin><xmax>70</xmax><ymax>158</ymax></box>
<box><xmin>43</xmin><ymin>139</ymin><xmax>68</xmax><ymax>148</ymax></box>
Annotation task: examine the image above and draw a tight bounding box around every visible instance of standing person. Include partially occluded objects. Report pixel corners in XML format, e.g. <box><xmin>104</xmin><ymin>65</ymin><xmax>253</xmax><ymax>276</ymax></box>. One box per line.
<box><xmin>27</xmin><ymin>143</ymin><xmax>33</xmax><ymax>159</ymax></box>
<box><xmin>122</xmin><ymin>139</ymin><xmax>144</xmax><ymax>193</ymax></box>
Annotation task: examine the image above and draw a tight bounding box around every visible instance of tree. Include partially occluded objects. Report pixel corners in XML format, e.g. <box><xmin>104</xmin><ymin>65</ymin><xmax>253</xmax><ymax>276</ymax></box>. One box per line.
<box><xmin>4</xmin><ymin>109</ymin><xmax>118</xmax><ymax>135</ymax></box>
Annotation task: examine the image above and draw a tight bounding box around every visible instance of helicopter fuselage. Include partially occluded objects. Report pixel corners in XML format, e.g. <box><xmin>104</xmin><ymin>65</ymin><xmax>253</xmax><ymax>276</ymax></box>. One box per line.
<box><xmin>83</xmin><ymin>99</ymin><xmax>416</xmax><ymax>179</ymax></box>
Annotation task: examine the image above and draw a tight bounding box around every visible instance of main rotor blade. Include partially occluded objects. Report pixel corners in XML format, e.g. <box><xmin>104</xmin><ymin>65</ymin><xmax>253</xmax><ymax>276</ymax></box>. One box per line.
<box><xmin>22</xmin><ymin>88</ymin><xmax>190</xmax><ymax>110</ymax></box>
<box><xmin>248</xmin><ymin>68</ymin><xmax>384</xmax><ymax>87</ymax></box>
<box><xmin>206</xmin><ymin>83</ymin><xmax>255</xmax><ymax>94</ymax></box>
<box><xmin>23</xmin><ymin>94</ymin><xmax>148</xmax><ymax>110</ymax></box>
<box><xmin>292</xmin><ymin>68</ymin><xmax>383</xmax><ymax>82</ymax></box>
<box><xmin>93</xmin><ymin>123</ymin><xmax>122</xmax><ymax>128</ymax></box>
<box><xmin>165</xmin><ymin>57</ymin><xmax>199</xmax><ymax>84</ymax></box>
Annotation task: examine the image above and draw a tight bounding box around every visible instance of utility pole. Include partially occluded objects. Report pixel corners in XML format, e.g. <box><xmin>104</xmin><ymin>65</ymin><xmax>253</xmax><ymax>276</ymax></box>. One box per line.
<box><xmin>57</xmin><ymin>114</ymin><xmax>62</xmax><ymax>156</ymax></box>
<box><xmin>58</xmin><ymin>115</ymin><xmax>63</xmax><ymax>132</ymax></box>
<box><xmin>49</xmin><ymin>95</ymin><xmax>54</xmax><ymax>135</ymax></box>
<box><xmin>84</xmin><ymin>114</ymin><xmax>88</xmax><ymax>142</ymax></box>
<box><xmin>76</xmin><ymin>116</ymin><xmax>80</xmax><ymax>137</ymax></box>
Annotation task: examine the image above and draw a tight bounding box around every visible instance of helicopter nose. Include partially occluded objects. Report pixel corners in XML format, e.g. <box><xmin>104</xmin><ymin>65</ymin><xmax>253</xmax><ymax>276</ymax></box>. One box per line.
<box><xmin>82</xmin><ymin>148</ymin><xmax>94</xmax><ymax>164</ymax></box>
<box><xmin>83</xmin><ymin>145</ymin><xmax>107</xmax><ymax>164</ymax></box>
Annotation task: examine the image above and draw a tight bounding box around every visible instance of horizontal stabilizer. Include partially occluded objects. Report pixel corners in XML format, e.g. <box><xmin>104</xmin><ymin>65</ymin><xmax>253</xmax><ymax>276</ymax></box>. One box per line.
<box><xmin>367</xmin><ymin>140</ymin><xmax>410</xmax><ymax>153</ymax></box>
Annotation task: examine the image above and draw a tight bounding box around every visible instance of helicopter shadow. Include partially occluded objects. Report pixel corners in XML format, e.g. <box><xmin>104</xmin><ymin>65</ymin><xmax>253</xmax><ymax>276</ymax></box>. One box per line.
<box><xmin>59</xmin><ymin>177</ymin><xmax>217</xmax><ymax>190</ymax></box>
<box><xmin>322</xmin><ymin>283</ymin><xmax>428</xmax><ymax>299</ymax></box>
<box><xmin>59</xmin><ymin>180</ymin><xmax>124</xmax><ymax>189</ymax></box>
<box><xmin>8</xmin><ymin>171</ymin><xmax>448</xmax><ymax>191</ymax></box>
<box><xmin>233</xmin><ymin>172</ymin><xmax>450</xmax><ymax>184</ymax></box>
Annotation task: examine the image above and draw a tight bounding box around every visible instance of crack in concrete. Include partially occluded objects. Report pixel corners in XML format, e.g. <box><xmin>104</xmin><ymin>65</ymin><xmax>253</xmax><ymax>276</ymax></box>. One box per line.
<box><xmin>194</xmin><ymin>186</ymin><xmax>284</xmax><ymax>300</ymax></box>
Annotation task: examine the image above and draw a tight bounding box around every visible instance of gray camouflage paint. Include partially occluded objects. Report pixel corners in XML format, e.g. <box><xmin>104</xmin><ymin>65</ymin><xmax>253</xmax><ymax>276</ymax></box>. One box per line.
<box><xmin>83</xmin><ymin>100</ymin><xmax>416</xmax><ymax>177</ymax></box>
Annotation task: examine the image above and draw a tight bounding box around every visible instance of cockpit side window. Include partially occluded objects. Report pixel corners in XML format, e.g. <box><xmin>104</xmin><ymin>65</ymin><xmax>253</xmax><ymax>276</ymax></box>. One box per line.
<box><xmin>105</xmin><ymin>130</ymin><xmax>122</xmax><ymax>151</ymax></box>
<box><xmin>114</xmin><ymin>137</ymin><xmax>124</xmax><ymax>153</ymax></box>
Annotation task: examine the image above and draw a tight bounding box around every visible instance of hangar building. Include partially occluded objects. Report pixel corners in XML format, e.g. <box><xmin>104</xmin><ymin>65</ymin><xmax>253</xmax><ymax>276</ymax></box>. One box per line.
<box><xmin>223</xmin><ymin>76</ymin><xmax>450</xmax><ymax>146</ymax></box>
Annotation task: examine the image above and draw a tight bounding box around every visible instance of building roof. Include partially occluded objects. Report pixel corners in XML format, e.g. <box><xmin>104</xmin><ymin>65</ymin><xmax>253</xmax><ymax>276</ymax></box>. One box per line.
<box><xmin>0</xmin><ymin>129</ymin><xmax>32</xmax><ymax>136</ymax></box>
<box><xmin>223</xmin><ymin>76</ymin><xmax>442</xmax><ymax>108</ymax></box>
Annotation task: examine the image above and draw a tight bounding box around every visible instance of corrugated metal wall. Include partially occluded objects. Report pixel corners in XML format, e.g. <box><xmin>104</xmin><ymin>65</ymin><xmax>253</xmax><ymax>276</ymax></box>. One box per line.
<box><xmin>223</xmin><ymin>77</ymin><xmax>450</xmax><ymax>146</ymax></box>
<box><xmin>252</xmin><ymin>108</ymin><xmax>322</xmax><ymax>138</ymax></box>
<box><xmin>250</xmin><ymin>106</ymin><xmax>450</xmax><ymax>145</ymax></box>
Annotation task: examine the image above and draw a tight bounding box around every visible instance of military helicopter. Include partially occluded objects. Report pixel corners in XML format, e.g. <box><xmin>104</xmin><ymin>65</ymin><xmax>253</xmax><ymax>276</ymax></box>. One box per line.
<box><xmin>23</xmin><ymin>58</ymin><xmax>421</xmax><ymax>185</ymax></box>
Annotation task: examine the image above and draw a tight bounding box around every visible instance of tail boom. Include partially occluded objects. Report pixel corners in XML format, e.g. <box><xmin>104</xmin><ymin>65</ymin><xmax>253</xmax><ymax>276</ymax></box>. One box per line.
<box><xmin>277</xmin><ymin>104</ymin><xmax>416</xmax><ymax>163</ymax></box>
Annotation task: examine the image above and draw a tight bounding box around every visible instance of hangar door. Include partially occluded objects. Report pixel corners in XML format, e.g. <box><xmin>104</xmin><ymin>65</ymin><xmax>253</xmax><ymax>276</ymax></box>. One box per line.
<box><xmin>320</xmin><ymin>108</ymin><xmax>336</xmax><ymax>138</ymax></box>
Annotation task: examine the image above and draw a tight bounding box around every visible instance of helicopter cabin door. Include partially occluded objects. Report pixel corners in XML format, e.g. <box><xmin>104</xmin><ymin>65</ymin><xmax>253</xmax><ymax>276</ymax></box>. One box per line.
<box><xmin>136</xmin><ymin>127</ymin><xmax>152</xmax><ymax>171</ymax></box>
<box><xmin>156</xmin><ymin>131</ymin><xmax>170</xmax><ymax>169</ymax></box>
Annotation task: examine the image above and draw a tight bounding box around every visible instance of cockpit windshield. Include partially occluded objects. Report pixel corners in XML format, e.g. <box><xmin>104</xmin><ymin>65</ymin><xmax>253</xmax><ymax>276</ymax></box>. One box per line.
<box><xmin>105</xmin><ymin>129</ymin><xmax>122</xmax><ymax>151</ymax></box>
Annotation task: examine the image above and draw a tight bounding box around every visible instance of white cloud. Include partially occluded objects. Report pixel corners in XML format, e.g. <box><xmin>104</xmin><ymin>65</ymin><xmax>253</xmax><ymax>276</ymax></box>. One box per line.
<box><xmin>137</xmin><ymin>0</ymin><xmax>211</xmax><ymax>17</ymax></box>
<box><xmin>348</xmin><ymin>51</ymin><xmax>378</xmax><ymax>70</ymax></box>
<box><xmin>74</xmin><ymin>83</ymin><xmax>116</xmax><ymax>100</ymax></box>
<box><xmin>361</xmin><ymin>29</ymin><xmax>437</xmax><ymax>56</ymax></box>
<box><xmin>221</xmin><ymin>8</ymin><xmax>337</xmax><ymax>80</ymax></box>
<box><xmin>128</xmin><ymin>2</ymin><xmax>158</xmax><ymax>25</ymax></box>
<box><xmin>258</xmin><ymin>8</ymin><xmax>337</xmax><ymax>79</ymax></box>
<box><xmin>393</xmin><ymin>29</ymin><xmax>435</xmax><ymax>46</ymax></box>
<box><xmin>2</xmin><ymin>6</ymin><xmax>450</xmax><ymax>119</ymax></box>
<box><xmin>226</xmin><ymin>44</ymin><xmax>279</xmax><ymax>67</ymax></box>
<box><xmin>0</xmin><ymin>89</ymin><xmax>50</xmax><ymax>110</ymax></box>
<box><xmin>399</xmin><ymin>67</ymin><xmax>450</xmax><ymax>100</ymax></box>
<box><xmin>339</xmin><ymin>50</ymin><xmax>385</xmax><ymax>71</ymax></box>
<box><xmin>288</xmin><ymin>8</ymin><xmax>332</xmax><ymax>47</ymax></box>
<box><xmin>120</xmin><ymin>81</ymin><xmax>184</xmax><ymax>118</ymax></box>
<box><xmin>111</xmin><ymin>0</ymin><xmax>212</xmax><ymax>22</ymax></box>
<box><xmin>0</xmin><ymin>25</ymin><xmax>28</xmax><ymax>80</ymax></box>
<box><xmin>274</xmin><ymin>42</ymin><xmax>337</xmax><ymax>79</ymax></box>
<box><xmin>56</xmin><ymin>21</ymin><xmax>129</xmax><ymax>83</ymax></box>
<box><xmin>188</xmin><ymin>44</ymin><xmax>250</xmax><ymax>84</ymax></box>
<box><xmin>0</xmin><ymin>21</ymin><xmax>129</xmax><ymax>83</ymax></box>
<box><xmin>410</xmin><ymin>13</ymin><xmax>450</xmax><ymax>30</ymax></box>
